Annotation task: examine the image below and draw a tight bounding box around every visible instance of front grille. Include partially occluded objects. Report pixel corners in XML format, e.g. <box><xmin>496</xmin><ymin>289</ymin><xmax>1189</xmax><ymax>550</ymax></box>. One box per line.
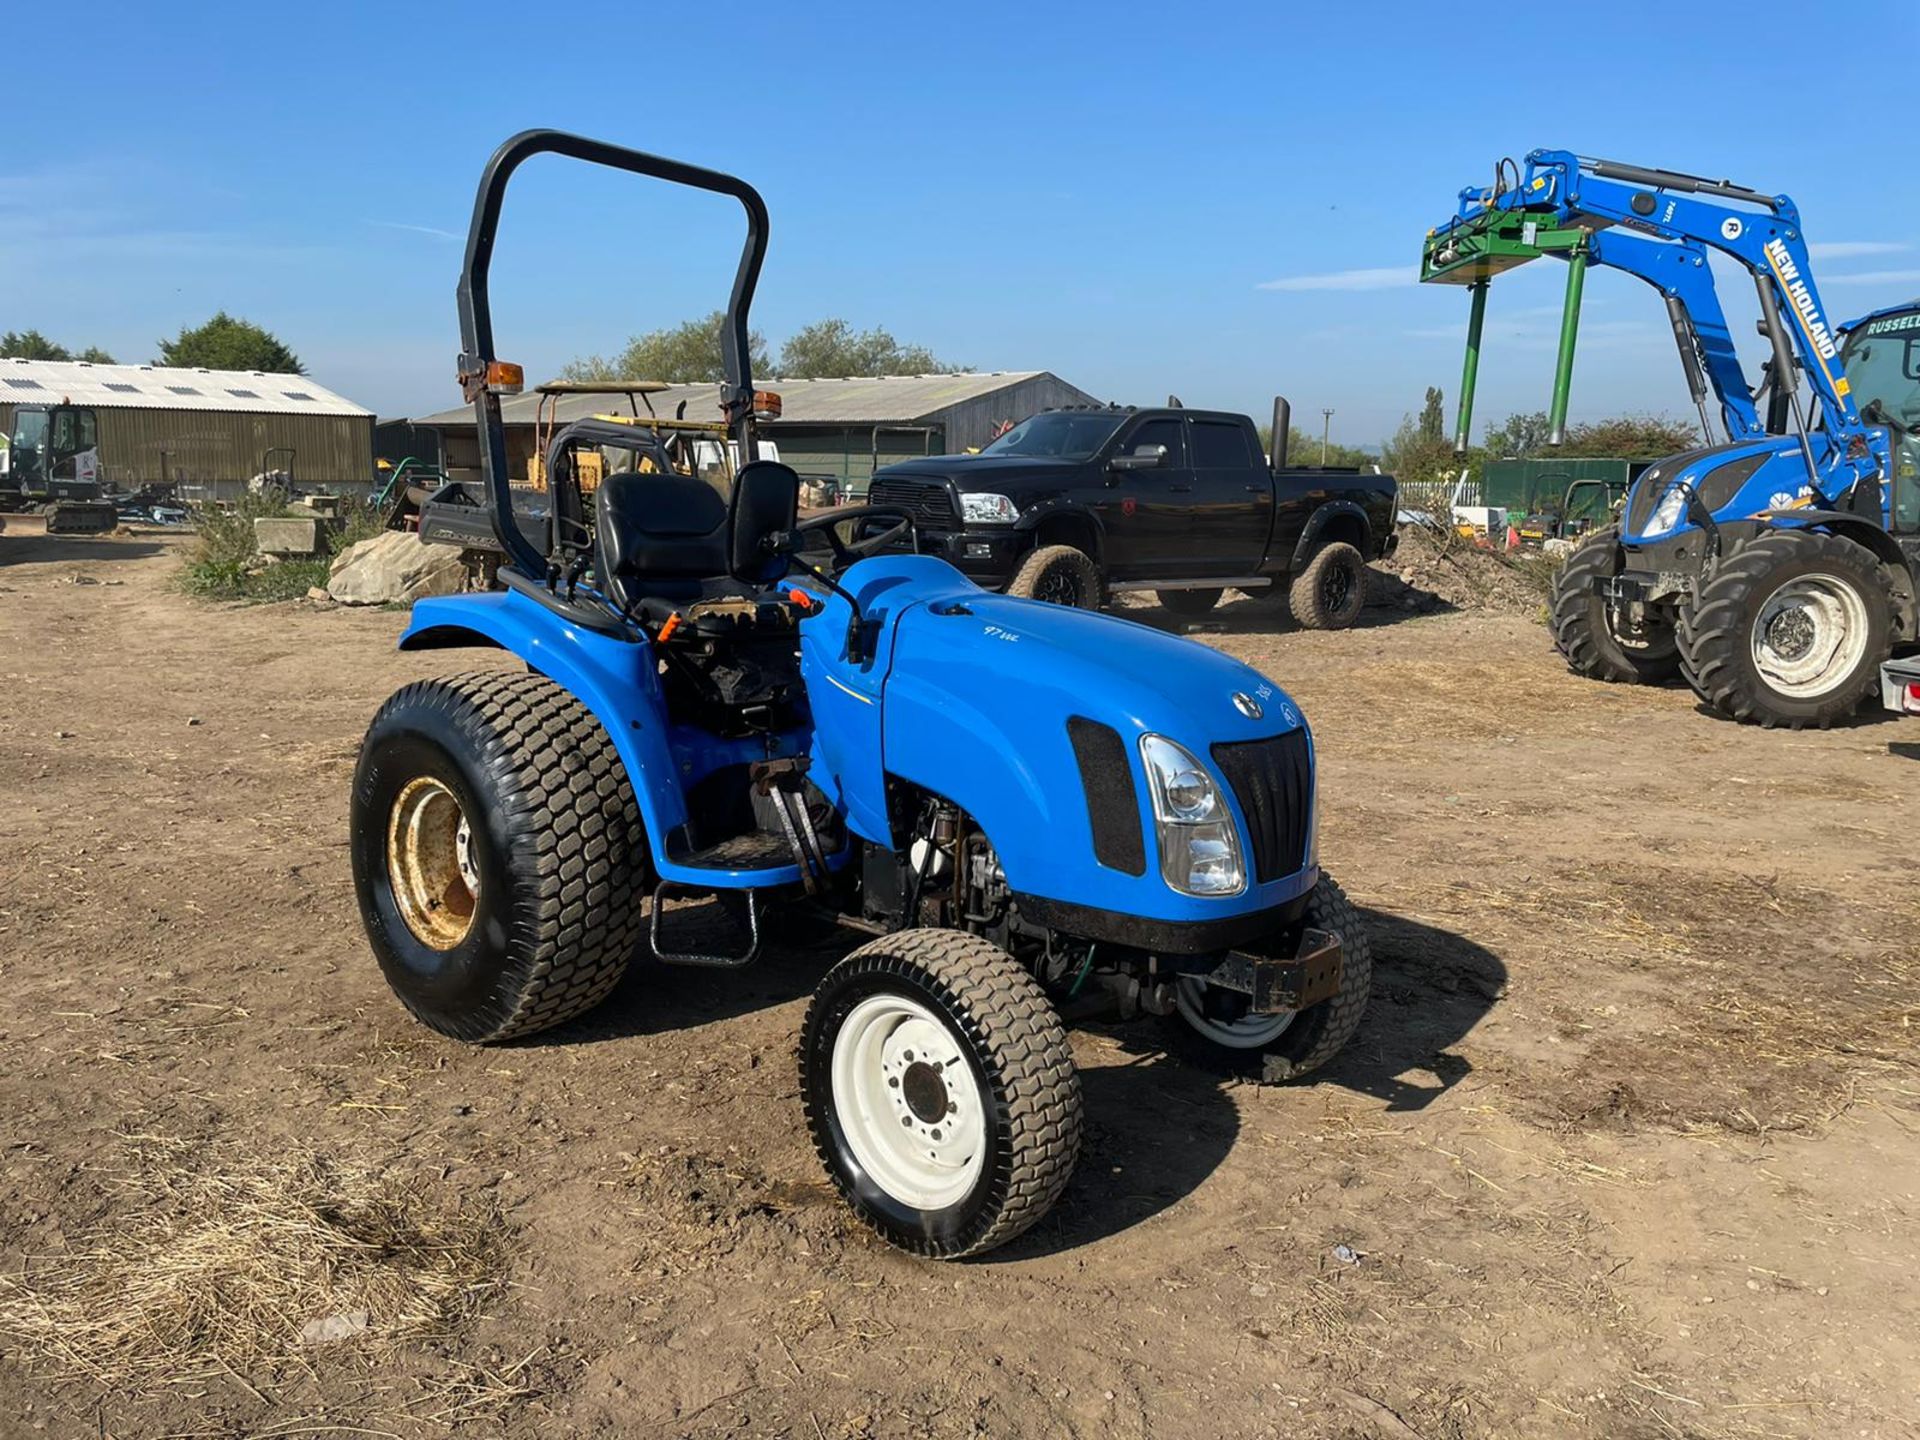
<box><xmin>1212</xmin><ymin>731</ymin><xmax>1313</xmax><ymax>883</ymax></box>
<box><xmin>868</xmin><ymin>476</ymin><xmax>958</xmax><ymax>528</ymax></box>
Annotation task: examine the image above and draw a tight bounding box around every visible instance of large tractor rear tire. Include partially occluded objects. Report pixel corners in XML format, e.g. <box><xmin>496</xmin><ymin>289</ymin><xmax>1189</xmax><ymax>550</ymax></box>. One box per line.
<box><xmin>1677</xmin><ymin>529</ymin><xmax>1891</xmax><ymax>729</ymax></box>
<box><xmin>351</xmin><ymin>671</ymin><xmax>650</xmax><ymax>1042</ymax></box>
<box><xmin>800</xmin><ymin>929</ymin><xmax>1081</xmax><ymax>1258</ymax></box>
<box><xmin>1007</xmin><ymin>544</ymin><xmax>1101</xmax><ymax>609</ymax></box>
<box><xmin>1550</xmin><ymin>526</ymin><xmax>1682</xmax><ymax>684</ymax></box>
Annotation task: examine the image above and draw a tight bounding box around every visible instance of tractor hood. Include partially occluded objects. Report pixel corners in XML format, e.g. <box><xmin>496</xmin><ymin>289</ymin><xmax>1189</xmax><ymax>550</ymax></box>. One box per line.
<box><xmin>800</xmin><ymin>556</ymin><xmax>1318</xmax><ymax>929</ymax></box>
<box><xmin>1620</xmin><ymin>436</ymin><xmax>1829</xmax><ymax>544</ymax></box>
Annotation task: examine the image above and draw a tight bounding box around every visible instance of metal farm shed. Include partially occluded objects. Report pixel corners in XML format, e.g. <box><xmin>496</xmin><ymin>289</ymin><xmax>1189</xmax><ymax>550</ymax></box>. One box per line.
<box><xmin>415</xmin><ymin>370</ymin><xmax>1101</xmax><ymax>495</ymax></box>
<box><xmin>0</xmin><ymin>358</ymin><xmax>374</xmax><ymax>499</ymax></box>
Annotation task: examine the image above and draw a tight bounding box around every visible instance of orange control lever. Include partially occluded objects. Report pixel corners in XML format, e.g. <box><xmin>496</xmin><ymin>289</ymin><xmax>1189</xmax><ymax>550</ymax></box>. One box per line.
<box><xmin>657</xmin><ymin>612</ymin><xmax>683</xmax><ymax>642</ymax></box>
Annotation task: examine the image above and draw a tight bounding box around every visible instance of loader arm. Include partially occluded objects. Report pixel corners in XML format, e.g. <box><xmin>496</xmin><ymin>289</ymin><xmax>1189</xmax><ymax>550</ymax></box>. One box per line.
<box><xmin>1423</xmin><ymin>150</ymin><xmax>1876</xmax><ymax>507</ymax></box>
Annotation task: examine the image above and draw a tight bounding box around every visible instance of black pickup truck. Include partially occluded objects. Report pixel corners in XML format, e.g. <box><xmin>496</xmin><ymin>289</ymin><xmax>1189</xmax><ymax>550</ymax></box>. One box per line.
<box><xmin>866</xmin><ymin>398</ymin><xmax>1398</xmax><ymax>626</ymax></box>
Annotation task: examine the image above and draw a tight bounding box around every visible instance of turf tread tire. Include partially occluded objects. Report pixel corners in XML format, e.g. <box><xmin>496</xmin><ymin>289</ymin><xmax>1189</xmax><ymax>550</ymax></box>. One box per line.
<box><xmin>1163</xmin><ymin>874</ymin><xmax>1373</xmax><ymax>1085</ymax></box>
<box><xmin>800</xmin><ymin>929</ymin><xmax>1081</xmax><ymax>1259</ymax></box>
<box><xmin>352</xmin><ymin>670</ymin><xmax>650</xmax><ymax>1043</ymax></box>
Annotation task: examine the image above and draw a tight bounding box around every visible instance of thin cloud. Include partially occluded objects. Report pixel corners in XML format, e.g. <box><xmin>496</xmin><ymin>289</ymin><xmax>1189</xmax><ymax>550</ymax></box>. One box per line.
<box><xmin>1257</xmin><ymin>266</ymin><xmax>1415</xmax><ymax>293</ymax></box>
<box><xmin>1819</xmin><ymin>269</ymin><xmax>1920</xmax><ymax>287</ymax></box>
<box><xmin>365</xmin><ymin>219</ymin><xmax>459</xmax><ymax>241</ymax></box>
<box><xmin>1807</xmin><ymin>241</ymin><xmax>1908</xmax><ymax>260</ymax></box>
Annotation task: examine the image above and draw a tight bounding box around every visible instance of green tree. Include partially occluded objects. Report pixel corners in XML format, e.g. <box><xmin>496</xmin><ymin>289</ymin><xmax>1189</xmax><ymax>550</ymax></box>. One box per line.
<box><xmin>2</xmin><ymin>329</ymin><xmax>72</xmax><ymax>360</ymax></box>
<box><xmin>775</xmin><ymin>319</ymin><xmax>960</xmax><ymax>378</ymax></box>
<box><xmin>0</xmin><ymin>331</ymin><xmax>117</xmax><ymax>363</ymax></box>
<box><xmin>1564</xmin><ymin>414</ymin><xmax>1699</xmax><ymax>459</ymax></box>
<box><xmin>1417</xmin><ymin>385</ymin><xmax>1446</xmax><ymax>442</ymax></box>
<box><xmin>562</xmin><ymin>310</ymin><xmax>770</xmax><ymax>384</ymax></box>
<box><xmin>1384</xmin><ymin>386</ymin><xmax>1468</xmax><ymax>486</ymax></box>
<box><xmin>156</xmin><ymin>312</ymin><xmax>303</xmax><ymax>373</ymax></box>
<box><xmin>1482</xmin><ymin>410</ymin><xmax>1552</xmax><ymax>458</ymax></box>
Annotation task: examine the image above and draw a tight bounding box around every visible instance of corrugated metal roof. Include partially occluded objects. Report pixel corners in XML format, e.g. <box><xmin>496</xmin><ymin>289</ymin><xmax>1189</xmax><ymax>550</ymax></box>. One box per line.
<box><xmin>413</xmin><ymin>371</ymin><xmax>1075</xmax><ymax>428</ymax></box>
<box><xmin>0</xmin><ymin>359</ymin><xmax>370</xmax><ymax>417</ymax></box>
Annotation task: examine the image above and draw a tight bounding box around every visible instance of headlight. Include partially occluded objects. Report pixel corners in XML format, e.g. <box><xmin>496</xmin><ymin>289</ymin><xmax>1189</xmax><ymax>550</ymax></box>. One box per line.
<box><xmin>960</xmin><ymin>492</ymin><xmax>1020</xmax><ymax>524</ymax></box>
<box><xmin>1140</xmin><ymin>735</ymin><xmax>1245</xmax><ymax>897</ymax></box>
<box><xmin>1643</xmin><ymin>483</ymin><xmax>1689</xmax><ymax>538</ymax></box>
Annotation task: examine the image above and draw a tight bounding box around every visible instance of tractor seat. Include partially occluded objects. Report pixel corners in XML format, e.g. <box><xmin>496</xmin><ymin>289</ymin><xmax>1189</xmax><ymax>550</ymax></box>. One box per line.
<box><xmin>595</xmin><ymin>460</ymin><xmax>802</xmax><ymax>624</ymax></box>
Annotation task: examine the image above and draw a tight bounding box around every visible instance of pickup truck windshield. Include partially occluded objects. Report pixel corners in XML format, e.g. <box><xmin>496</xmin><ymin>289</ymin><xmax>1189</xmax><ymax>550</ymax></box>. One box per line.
<box><xmin>982</xmin><ymin>413</ymin><xmax>1124</xmax><ymax>460</ymax></box>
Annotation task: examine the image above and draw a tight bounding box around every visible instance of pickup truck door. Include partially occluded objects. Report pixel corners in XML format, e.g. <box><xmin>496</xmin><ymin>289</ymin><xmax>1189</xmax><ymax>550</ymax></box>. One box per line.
<box><xmin>1096</xmin><ymin>416</ymin><xmax>1193</xmax><ymax>577</ymax></box>
<box><xmin>1187</xmin><ymin>415</ymin><xmax>1272</xmax><ymax>575</ymax></box>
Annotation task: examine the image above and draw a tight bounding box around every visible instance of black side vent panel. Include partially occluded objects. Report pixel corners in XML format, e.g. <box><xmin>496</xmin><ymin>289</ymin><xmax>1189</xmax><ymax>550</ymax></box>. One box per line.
<box><xmin>1067</xmin><ymin>716</ymin><xmax>1145</xmax><ymax>876</ymax></box>
<box><xmin>1212</xmin><ymin>731</ymin><xmax>1313</xmax><ymax>884</ymax></box>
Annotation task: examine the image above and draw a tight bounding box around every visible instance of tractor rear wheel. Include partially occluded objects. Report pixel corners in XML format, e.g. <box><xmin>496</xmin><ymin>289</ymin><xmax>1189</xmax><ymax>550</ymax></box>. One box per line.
<box><xmin>1287</xmin><ymin>542</ymin><xmax>1368</xmax><ymax>629</ymax></box>
<box><xmin>1162</xmin><ymin>874</ymin><xmax>1372</xmax><ymax>1084</ymax></box>
<box><xmin>801</xmin><ymin>929</ymin><xmax>1081</xmax><ymax>1258</ymax></box>
<box><xmin>1550</xmin><ymin>526</ymin><xmax>1682</xmax><ymax>684</ymax></box>
<box><xmin>350</xmin><ymin>671</ymin><xmax>650</xmax><ymax>1042</ymax></box>
<box><xmin>1677</xmin><ymin>529</ymin><xmax>1891</xmax><ymax>729</ymax></box>
<box><xmin>1007</xmin><ymin>544</ymin><xmax>1101</xmax><ymax>609</ymax></box>
<box><xmin>1157</xmin><ymin>588</ymin><xmax>1223</xmax><ymax>618</ymax></box>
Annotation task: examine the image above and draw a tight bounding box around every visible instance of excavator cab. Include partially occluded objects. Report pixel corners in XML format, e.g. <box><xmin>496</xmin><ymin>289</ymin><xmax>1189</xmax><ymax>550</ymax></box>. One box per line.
<box><xmin>3</xmin><ymin>404</ymin><xmax>117</xmax><ymax>533</ymax></box>
<box><xmin>6</xmin><ymin>404</ymin><xmax>103</xmax><ymax>499</ymax></box>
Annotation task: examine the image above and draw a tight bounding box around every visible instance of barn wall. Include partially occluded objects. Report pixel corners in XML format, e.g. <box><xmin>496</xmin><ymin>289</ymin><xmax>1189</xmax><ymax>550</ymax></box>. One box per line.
<box><xmin>0</xmin><ymin>403</ymin><xmax>373</xmax><ymax>492</ymax></box>
<box><xmin>931</xmin><ymin>374</ymin><xmax>1103</xmax><ymax>453</ymax></box>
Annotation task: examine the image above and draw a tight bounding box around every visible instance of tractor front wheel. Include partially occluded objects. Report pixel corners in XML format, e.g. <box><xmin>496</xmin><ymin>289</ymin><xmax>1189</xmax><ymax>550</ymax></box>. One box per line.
<box><xmin>801</xmin><ymin>930</ymin><xmax>1082</xmax><ymax>1258</ymax></box>
<box><xmin>1162</xmin><ymin>874</ymin><xmax>1373</xmax><ymax>1084</ymax></box>
<box><xmin>1678</xmin><ymin>530</ymin><xmax>1891</xmax><ymax>729</ymax></box>
<box><xmin>1550</xmin><ymin>526</ymin><xmax>1682</xmax><ymax>684</ymax></box>
<box><xmin>350</xmin><ymin>671</ymin><xmax>651</xmax><ymax>1042</ymax></box>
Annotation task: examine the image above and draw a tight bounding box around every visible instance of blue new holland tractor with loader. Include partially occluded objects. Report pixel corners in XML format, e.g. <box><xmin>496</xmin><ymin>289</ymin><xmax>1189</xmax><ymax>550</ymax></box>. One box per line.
<box><xmin>349</xmin><ymin>132</ymin><xmax>1370</xmax><ymax>1258</ymax></box>
<box><xmin>1423</xmin><ymin>151</ymin><xmax>1920</xmax><ymax>729</ymax></box>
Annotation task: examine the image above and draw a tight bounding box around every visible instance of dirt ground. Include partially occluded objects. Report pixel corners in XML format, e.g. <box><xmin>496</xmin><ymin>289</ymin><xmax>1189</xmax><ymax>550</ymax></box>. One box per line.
<box><xmin>2</xmin><ymin>523</ymin><xmax>1917</xmax><ymax>1440</ymax></box>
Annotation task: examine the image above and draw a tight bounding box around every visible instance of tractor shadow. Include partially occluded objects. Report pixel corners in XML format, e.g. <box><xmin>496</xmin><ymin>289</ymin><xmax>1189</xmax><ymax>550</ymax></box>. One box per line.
<box><xmin>999</xmin><ymin>905</ymin><xmax>1505</xmax><ymax>1259</ymax></box>
<box><xmin>507</xmin><ymin>902</ymin><xmax>845</xmax><ymax>1049</ymax></box>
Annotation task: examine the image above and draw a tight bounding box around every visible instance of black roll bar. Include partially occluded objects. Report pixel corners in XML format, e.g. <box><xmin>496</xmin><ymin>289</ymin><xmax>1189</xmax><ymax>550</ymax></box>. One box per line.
<box><xmin>454</xmin><ymin>129</ymin><xmax>771</xmax><ymax>576</ymax></box>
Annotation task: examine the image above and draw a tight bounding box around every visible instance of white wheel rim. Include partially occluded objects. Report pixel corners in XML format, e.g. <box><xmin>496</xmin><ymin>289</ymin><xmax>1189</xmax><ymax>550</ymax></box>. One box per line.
<box><xmin>830</xmin><ymin>994</ymin><xmax>987</xmax><ymax>1210</ymax></box>
<box><xmin>1750</xmin><ymin>572</ymin><xmax>1870</xmax><ymax>698</ymax></box>
<box><xmin>1174</xmin><ymin>976</ymin><xmax>1296</xmax><ymax>1049</ymax></box>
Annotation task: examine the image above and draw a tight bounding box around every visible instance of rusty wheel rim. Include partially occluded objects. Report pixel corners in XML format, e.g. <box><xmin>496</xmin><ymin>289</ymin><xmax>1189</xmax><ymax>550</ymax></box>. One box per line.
<box><xmin>385</xmin><ymin>776</ymin><xmax>479</xmax><ymax>950</ymax></box>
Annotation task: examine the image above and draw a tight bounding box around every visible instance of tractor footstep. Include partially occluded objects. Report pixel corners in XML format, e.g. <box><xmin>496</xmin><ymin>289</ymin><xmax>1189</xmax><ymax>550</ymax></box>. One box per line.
<box><xmin>650</xmin><ymin>883</ymin><xmax>760</xmax><ymax>968</ymax></box>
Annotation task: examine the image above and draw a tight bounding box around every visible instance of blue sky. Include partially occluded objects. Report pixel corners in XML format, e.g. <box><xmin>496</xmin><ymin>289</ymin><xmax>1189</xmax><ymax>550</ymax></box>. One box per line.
<box><xmin>6</xmin><ymin>1</ymin><xmax>1916</xmax><ymax>446</ymax></box>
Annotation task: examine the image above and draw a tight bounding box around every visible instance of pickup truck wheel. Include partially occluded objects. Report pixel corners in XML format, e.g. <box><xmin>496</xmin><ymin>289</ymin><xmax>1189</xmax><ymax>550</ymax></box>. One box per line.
<box><xmin>1007</xmin><ymin>544</ymin><xmax>1101</xmax><ymax>609</ymax></box>
<box><xmin>801</xmin><ymin>929</ymin><xmax>1082</xmax><ymax>1258</ymax></box>
<box><xmin>1551</xmin><ymin>526</ymin><xmax>1682</xmax><ymax>684</ymax></box>
<box><xmin>1287</xmin><ymin>542</ymin><xmax>1368</xmax><ymax>630</ymax></box>
<box><xmin>1160</xmin><ymin>874</ymin><xmax>1372</xmax><ymax>1084</ymax></box>
<box><xmin>350</xmin><ymin>672</ymin><xmax>651</xmax><ymax>1043</ymax></box>
<box><xmin>1156</xmin><ymin>588</ymin><xmax>1222</xmax><ymax>617</ymax></box>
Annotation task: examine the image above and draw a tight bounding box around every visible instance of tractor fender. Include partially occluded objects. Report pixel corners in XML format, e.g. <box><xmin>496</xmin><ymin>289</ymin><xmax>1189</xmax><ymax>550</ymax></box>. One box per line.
<box><xmin>397</xmin><ymin>589</ymin><xmax>695</xmax><ymax>864</ymax></box>
<box><xmin>1288</xmin><ymin>501</ymin><xmax>1372</xmax><ymax>571</ymax></box>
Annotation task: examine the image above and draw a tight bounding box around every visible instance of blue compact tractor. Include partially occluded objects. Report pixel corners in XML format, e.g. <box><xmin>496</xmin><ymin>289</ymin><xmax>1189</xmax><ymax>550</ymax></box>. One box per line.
<box><xmin>350</xmin><ymin>133</ymin><xmax>1370</xmax><ymax>1257</ymax></box>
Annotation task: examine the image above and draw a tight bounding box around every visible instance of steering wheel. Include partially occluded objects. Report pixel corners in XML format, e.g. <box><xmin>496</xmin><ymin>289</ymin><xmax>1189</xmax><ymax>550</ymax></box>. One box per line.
<box><xmin>794</xmin><ymin>504</ymin><xmax>918</xmax><ymax>568</ymax></box>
